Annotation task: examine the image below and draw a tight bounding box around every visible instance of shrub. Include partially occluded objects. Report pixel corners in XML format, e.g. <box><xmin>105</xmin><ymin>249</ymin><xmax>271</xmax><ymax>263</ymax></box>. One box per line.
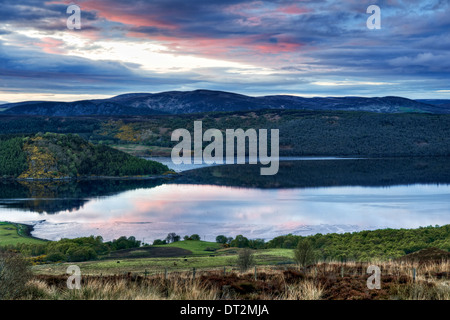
<box><xmin>236</xmin><ymin>248</ymin><xmax>255</xmax><ymax>272</ymax></box>
<box><xmin>294</xmin><ymin>239</ymin><xmax>316</xmax><ymax>267</ymax></box>
<box><xmin>0</xmin><ymin>251</ymin><xmax>32</xmax><ymax>299</ymax></box>
<box><xmin>45</xmin><ymin>252</ymin><xmax>66</xmax><ymax>262</ymax></box>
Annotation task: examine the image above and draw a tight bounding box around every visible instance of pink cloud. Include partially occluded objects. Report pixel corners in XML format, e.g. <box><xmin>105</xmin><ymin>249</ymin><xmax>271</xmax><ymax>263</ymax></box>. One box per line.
<box><xmin>47</xmin><ymin>0</ymin><xmax>177</xmax><ymax>29</ymax></box>
<box><xmin>34</xmin><ymin>37</ymin><xmax>67</xmax><ymax>54</ymax></box>
<box><xmin>277</xmin><ymin>5</ymin><xmax>310</xmax><ymax>15</ymax></box>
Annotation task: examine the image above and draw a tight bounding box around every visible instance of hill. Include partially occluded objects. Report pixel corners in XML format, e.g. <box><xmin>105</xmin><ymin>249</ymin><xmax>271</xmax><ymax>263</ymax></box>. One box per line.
<box><xmin>1</xmin><ymin>108</ymin><xmax>450</xmax><ymax>158</ymax></box>
<box><xmin>0</xmin><ymin>100</ymin><xmax>165</xmax><ymax>116</ymax></box>
<box><xmin>0</xmin><ymin>133</ymin><xmax>169</xmax><ymax>179</ymax></box>
<box><xmin>396</xmin><ymin>247</ymin><xmax>450</xmax><ymax>264</ymax></box>
<box><xmin>2</xmin><ymin>90</ymin><xmax>450</xmax><ymax>116</ymax></box>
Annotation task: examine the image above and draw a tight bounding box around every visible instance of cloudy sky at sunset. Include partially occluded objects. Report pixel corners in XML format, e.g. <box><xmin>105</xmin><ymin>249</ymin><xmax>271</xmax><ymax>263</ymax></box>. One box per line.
<box><xmin>0</xmin><ymin>0</ymin><xmax>449</xmax><ymax>103</ymax></box>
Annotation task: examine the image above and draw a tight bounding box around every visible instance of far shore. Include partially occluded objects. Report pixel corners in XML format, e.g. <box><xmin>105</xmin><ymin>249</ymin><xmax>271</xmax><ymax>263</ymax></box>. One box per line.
<box><xmin>0</xmin><ymin>172</ymin><xmax>178</xmax><ymax>182</ymax></box>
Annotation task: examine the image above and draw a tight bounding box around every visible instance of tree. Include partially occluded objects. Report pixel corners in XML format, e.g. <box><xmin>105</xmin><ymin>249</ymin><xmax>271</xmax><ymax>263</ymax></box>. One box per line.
<box><xmin>190</xmin><ymin>234</ymin><xmax>201</xmax><ymax>241</ymax></box>
<box><xmin>166</xmin><ymin>233</ymin><xmax>181</xmax><ymax>243</ymax></box>
<box><xmin>294</xmin><ymin>239</ymin><xmax>316</xmax><ymax>267</ymax></box>
<box><xmin>216</xmin><ymin>235</ymin><xmax>228</xmax><ymax>244</ymax></box>
<box><xmin>230</xmin><ymin>235</ymin><xmax>249</xmax><ymax>248</ymax></box>
<box><xmin>248</xmin><ymin>238</ymin><xmax>265</xmax><ymax>249</ymax></box>
<box><xmin>236</xmin><ymin>248</ymin><xmax>255</xmax><ymax>272</ymax></box>
<box><xmin>153</xmin><ymin>239</ymin><xmax>166</xmax><ymax>245</ymax></box>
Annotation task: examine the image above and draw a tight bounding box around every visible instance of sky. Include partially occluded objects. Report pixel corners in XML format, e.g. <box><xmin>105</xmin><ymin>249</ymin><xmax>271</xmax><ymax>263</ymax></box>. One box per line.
<box><xmin>0</xmin><ymin>0</ymin><xmax>449</xmax><ymax>103</ymax></box>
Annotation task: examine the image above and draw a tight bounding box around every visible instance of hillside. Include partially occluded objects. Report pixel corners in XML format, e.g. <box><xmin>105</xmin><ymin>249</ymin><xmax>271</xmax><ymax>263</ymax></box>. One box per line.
<box><xmin>267</xmin><ymin>225</ymin><xmax>450</xmax><ymax>261</ymax></box>
<box><xmin>0</xmin><ymin>109</ymin><xmax>450</xmax><ymax>157</ymax></box>
<box><xmin>0</xmin><ymin>133</ymin><xmax>169</xmax><ymax>179</ymax></box>
<box><xmin>2</xmin><ymin>90</ymin><xmax>450</xmax><ymax>116</ymax></box>
<box><xmin>0</xmin><ymin>100</ymin><xmax>165</xmax><ymax>116</ymax></box>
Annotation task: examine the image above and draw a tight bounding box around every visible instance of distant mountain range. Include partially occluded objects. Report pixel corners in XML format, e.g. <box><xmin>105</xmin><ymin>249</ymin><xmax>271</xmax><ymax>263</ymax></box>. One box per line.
<box><xmin>1</xmin><ymin>90</ymin><xmax>450</xmax><ymax>116</ymax></box>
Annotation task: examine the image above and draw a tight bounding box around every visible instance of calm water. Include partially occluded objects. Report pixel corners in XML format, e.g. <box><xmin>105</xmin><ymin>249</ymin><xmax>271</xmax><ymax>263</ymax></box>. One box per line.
<box><xmin>0</xmin><ymin>158</ymin><xmax>449</xmax><ymax>242</ymax></box>
<box><xmin>145</xmin><ymin>156</ymin><xmax>361</xmax><ymax>172</ymax></box>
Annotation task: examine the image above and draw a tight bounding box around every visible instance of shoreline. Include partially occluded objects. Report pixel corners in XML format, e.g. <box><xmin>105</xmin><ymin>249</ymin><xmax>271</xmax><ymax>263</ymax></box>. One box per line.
<box><xmin>18</xmin><ymin>222</ymin><xmax>48</xmax><ymax>242</ymax></box>
<box><xmin>0</xmin><ymin>173</ymin><xmax>178</xmax><ymax>182</ymax></box>
<box><xmin>1</xmin><ymin>221</ymin><xmax>48</xmax><ymax>242</ymax></box>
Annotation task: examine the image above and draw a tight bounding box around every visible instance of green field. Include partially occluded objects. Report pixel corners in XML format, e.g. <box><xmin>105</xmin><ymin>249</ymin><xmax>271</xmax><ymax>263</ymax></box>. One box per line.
<box><xmin>0</xmin><ymin>222</ymin><xmax>46</xmax><ymax>245</ymax></box>
<box><xmin>32</xmin><ymin>247</ymin><xmax>294</xmax><ymax>275</ymax></box>
<box><xmin>30</xmin><ymin>240</ymin><xmax>293</xmax><ymax>275</ymax></box>
<box><xmin>153</xmin><ymin>240</ymin><xmax>221</xmax><ymax>255</ymax></box>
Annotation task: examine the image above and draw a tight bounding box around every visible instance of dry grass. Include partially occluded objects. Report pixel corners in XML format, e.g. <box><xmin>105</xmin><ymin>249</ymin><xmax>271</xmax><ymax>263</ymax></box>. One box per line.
<box><xmin>19</xmin><ymin>260</ymin><xmax>449</xmax><ymax>300</ymax></box>
<box><xmin>24</xmin><ymin>276</ymin><xmax>219</xmax><ymax>300</ymax></box>
<box><xmin>279</xmin><ymin>281</ymin><xmax>323</xmax><ymax>300</ymax></box>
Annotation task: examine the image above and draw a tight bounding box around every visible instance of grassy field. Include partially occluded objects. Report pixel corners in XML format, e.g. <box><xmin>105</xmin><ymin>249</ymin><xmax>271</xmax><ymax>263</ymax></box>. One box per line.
<box><xmin>32</xmin><ymin>245</ymin><xmax>294</xmax><ymax>276</ymax></box>
<box><xmin>153</xmin><ymin>240</ymin><xmax>221</xmax><ymax>255</ymax></box>
<box><xmin>0</xmin><ymin>222</ymin><xmax>45</xmax><ymax>246</ymax></box>
<box><xmin>0</xmin><ymin>229</ymin><xmax>447</xmax><ymax>300</ymax></box>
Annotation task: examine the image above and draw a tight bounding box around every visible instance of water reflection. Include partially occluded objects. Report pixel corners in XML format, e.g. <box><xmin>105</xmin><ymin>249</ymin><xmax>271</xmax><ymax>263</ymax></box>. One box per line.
<box><xmin>1</xmin><ymin>183</ymin><xmax>448</xmax><ymax>242</ymax></box>
<box><xmin>0</xmin><ymin>158</ymin><xmax>449</xmax><ymax>242</ymax></box>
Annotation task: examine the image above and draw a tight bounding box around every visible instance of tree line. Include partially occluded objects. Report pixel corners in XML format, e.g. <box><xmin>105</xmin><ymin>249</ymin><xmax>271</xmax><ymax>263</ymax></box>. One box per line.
<box><xmin>154</xmin><ymin>225</ymin><xmax>450</xmax><ymax>261</ymax></box>
<box><xmin>3</xmin><ymin>225</ymin><xmax>448</xmax><ymax>263</ymax></box>
<box><xmin>1</xmin><ymin>235</ymin><xmax>141</xmax><ymax>263</ymax></box>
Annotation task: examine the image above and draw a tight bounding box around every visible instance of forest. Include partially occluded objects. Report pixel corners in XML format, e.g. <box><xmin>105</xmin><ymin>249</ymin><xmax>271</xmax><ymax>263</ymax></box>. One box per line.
<box><xmin>0</xmin><ymin>133</ymin><xmax>169</xmax><ymax>179</ymax></box>
<box><xmin>0</xmin><ymin>109</ymin><xmax>450</xmax><ymax>157</ymax></box>
<box><xmin>266</xmin><ymin>225</ymin><xmax>450</xmax><ymax>261</ymax></box>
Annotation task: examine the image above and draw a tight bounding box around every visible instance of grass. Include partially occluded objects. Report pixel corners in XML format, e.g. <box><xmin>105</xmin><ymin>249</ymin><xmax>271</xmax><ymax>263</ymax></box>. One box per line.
<box><xmin>154</xmin><ymin>240</ymin><xmax>221</xmax><ymax>255</ymax></box>
<box><xmin>0</xmin><ymin>222</ymin><xmax>45</xmax><ymax>246</ymax></box>
<box><xmin>31</xmin><ymin>247</ymin><xmax>294</xmax><ymax>276</ymax></box>
<box><xmin>24</xmin><ymin>260</ymin><xmax>450</xmax><ymax>300</ymax></box>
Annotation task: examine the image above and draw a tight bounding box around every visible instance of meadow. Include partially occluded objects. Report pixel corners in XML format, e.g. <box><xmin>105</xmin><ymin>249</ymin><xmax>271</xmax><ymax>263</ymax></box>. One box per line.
<box><xmin>0</xmin><ymin>223</ymin><xmax>448</xmax><ymax>300</ymax></box>
<box><xmin>0</xmin><ymin>222</ymin><xmax>45</xmax><ymax>246</ymax></box>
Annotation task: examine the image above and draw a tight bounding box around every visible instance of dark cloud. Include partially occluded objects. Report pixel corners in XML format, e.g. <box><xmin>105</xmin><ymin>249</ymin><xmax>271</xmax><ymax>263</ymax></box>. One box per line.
<box><xmin>0</xmin><ymin>0</ymin><xmax>448</xmax><ymax>99</ymax></box>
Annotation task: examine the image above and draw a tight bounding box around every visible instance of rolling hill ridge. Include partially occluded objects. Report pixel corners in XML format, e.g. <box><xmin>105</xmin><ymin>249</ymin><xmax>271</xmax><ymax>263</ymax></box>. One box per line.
<box><xmin>2</xmin><ymin>90</ymin><xmax>450</xmax><ymax>116</ymax></box>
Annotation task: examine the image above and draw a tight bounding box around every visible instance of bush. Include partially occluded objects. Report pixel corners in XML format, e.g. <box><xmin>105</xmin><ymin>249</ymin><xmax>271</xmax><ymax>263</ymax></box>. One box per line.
<box><xmin>67</xmin><ymin>247</ymin><xmax>97</xmax><ymax>262</ymax></box>
<box><xmin>294</xmin><ymin>239</ymin><xmax>316</xmax><ymax>267</ymax></box>
<box><xmin>0</xmin><ymin>251</ymin><xmax>32</xmax><ymax>299</ymax></box>
<box><xmin>236</xmin><ymin>248</ymin><xmax>255</xmax><ymax>272</ymax></box>
<box><xmin>45</xmin><ymin>252</ymin><xmax>66</xmax><ymax>262</ymax></box>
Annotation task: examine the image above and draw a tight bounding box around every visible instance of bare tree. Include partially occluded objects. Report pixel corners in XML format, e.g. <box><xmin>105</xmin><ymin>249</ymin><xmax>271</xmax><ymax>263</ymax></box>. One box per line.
<box><xmin>237</xmin><ymin>248</ymin><xmax>255</xmax><ymax>272</ymax></box>
<box><xmin>294</xmin><ymin>239</ymin><xmax>316</xmax><ymax>267</ymax></box>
